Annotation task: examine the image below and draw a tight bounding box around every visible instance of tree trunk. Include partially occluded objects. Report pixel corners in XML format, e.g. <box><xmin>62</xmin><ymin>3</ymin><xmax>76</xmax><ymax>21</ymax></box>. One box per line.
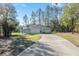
<box><xmin>71</xmin><ymin>18</ymin><xmax>74</xmax><ymax>34</ymax></box>
<box><xmin>38</xmin><ymin>9</ymin><xmax>41</xmax><ymax>33</ymax></box>
<box><xmin>2</xmin><ymin>21</ymin><xmax>10</xmax><ymax>37</ymax></box>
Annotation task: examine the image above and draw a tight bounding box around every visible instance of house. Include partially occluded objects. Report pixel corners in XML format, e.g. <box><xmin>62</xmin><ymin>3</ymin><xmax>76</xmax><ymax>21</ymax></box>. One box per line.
<box><xmin>19</xmin><ymin>24</ymin><xmax>52</xmax><ymax>34</ymax></box>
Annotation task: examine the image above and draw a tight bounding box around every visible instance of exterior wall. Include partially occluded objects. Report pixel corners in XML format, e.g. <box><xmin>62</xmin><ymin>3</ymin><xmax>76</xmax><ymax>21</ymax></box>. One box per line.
<box><xmin>20</xmin><ymin>25</ymin><xmax>51</xmax><ymax>34</ymax></box>
<box><xmin>29</xmin><ymin>25</ymin><xmax>41</xmax><ymax>34</ymax></box>
<box><xmin>41</xmin><ymin>26</ymin><xmax>51</xmax><ymax>33</ymax></box>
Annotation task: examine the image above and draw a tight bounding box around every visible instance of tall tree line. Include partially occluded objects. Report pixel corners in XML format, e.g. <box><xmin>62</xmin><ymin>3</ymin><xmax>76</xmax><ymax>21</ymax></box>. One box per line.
<box><xmin>60</xmin><ymin>3</ymin><xmax>79</xmax><ymax>33</ymax></box>
<box><xmin>23</xmin><ymin>3</ymin><xmax>79</xmax><ymax>33</ymax></box>
<box><xmin>0</xmin><ymin>3</ymin><xmax>18</xmax><ymax>37</ymax></box>
<box><xmin>23</xmin><ymin>4</ymin><xmax>61</xmax><ymax>30</ymax></box>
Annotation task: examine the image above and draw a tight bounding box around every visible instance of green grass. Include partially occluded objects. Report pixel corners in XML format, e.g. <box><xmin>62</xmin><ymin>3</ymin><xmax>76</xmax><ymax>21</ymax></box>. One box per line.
<box><xmin>53</xmin><ymin>32</ymin><xmax>79</xmax><ymax>47</ymax></box>
<box><xmin>12</xmin><ymin>32</ymin><xmax>23</xmax><ymax>36</ymax></box>
<box><xmin>11</xmin><ymin>32</ymin><xmax>41</xmax><ymax>42</ymax></box>
<box><xmin>25</xmin><ymin>34</ymin><xmax>41</xmax><ymax>42</ymax></box>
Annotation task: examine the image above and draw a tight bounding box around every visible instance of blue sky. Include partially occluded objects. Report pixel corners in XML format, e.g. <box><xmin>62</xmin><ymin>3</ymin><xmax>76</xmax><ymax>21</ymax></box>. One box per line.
<box><xmin>13</xmin><ymin>3</ymin><xmax>64</xmax><ymax>25</ymax></box>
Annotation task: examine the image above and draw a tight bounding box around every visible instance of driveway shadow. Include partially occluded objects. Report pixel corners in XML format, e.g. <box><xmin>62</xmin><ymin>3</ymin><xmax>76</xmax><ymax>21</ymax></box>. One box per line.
<box><xmin>19</xmin><ymin>42</ymin><xmax>59</xmax><ymax>56</ymax></box>
<box><xmin>0</xmin><ymin>36</ymin><xmax>35</xmax><ymax>56</ymax></box>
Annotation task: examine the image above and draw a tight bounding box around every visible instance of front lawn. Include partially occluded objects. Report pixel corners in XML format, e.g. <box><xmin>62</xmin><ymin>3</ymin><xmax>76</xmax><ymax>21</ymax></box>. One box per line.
<box><xmin>11</xmin><ymin>32</ymin><xmax>23</xmax><ymax>36</ymax></box>
<box><xmin>25</xmin><ymin>35</ymin><xmax>41</xmax><ymax>42</ymax></box>
<box><xmin>53</xmin><ymin>32</ymin><xmax>79</xmax><ymax>47</ymax></box>
<box><xmin>11</xmin><ymin>32</ymin><xmax>41</xmax><ymax>42</ymax></box>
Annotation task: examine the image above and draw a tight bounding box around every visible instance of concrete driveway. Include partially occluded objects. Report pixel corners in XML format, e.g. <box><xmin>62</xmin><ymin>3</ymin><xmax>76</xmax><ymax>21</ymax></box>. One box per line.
<box><xmin>19</xmin><ymin>34</ymin><xmax>79</xmax><ymax>56</ymax></box>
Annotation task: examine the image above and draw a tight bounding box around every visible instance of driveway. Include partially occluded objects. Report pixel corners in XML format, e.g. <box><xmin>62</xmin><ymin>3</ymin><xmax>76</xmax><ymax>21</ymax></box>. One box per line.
<box><xmin>19</xmin><ymin>34</ymin><xmax>79</xmax><ymax>56</ymax></box>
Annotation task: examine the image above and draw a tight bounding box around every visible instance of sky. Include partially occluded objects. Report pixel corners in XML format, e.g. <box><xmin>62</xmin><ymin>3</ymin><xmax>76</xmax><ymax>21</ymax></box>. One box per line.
<box><xmin>13</xmin><ymin>3</ymin><xmax>64</xmax><ymax>25</ymax></box>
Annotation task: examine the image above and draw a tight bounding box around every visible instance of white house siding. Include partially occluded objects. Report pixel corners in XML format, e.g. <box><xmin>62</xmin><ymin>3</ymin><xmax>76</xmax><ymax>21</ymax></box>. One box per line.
<box><xmin>41</xmin><ymin>26</ymin><xmax>51</xmax><ymax>33</ymax></box>
<box><xmin>20</xmin><ymin>25</ymin><xmax>51</xmax><ymax>34</ymax></box>
<box><xmin>29</xmin><ymin>25</ymin><xmax>41</xmax><ymax>34</ymax></box>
